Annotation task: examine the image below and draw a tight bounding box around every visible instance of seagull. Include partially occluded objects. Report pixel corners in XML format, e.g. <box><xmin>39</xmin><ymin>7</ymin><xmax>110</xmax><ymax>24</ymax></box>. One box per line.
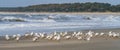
<box><xmin>108</xmin><ymin>31</ymin><xmax>113</xmax><ymax>37</ymax></box>
<box><xmin>53</xmin><ymin>35</ymin><xmax>61</xmax><ymax>41</ymax></box>
<box><xmin>5</xmin><ymin>35</ymin><xmax>10</xmax><ymax>41</ymax></box>
<box><xmin>64</xmin><ymin>35</ymin><xmax>71</xmax><ymax>40</ymax></box>
<box><xmin>16</xmin><ymin>37</ymin><xmax>20</xmax><ymax>42</ymax></box>
<box><xmin>12</xmin><ymin>34</ymin><xmax>17</xmax><ymax>39</ymax></box>
<box><xmin>30</xmin><ymin>32</ymin><xmax>34</xmax><ymax>36</ymax></box>
<box><xmin>100</xmin><ymin>32</ymin><xmax>104</xmax><ymax>36</ymax></box>
<box><xmin>62</xmin><ymin>31</ymin><xmax>68</xmax><ymax>37</ymax></box>
<box><xmin>24</xmin><ymin>33</ymin><xmax>30</xmax><ymax>37</ymax></box>
<box><xmin>77</xmin><ymin>36</ymin><xmax>82</xmax><ymax>40</ymax></box>
<box><xmin>46</xmin><ymin>34</ymin><xmax>53</xmax><ymax>40</ymax></box>
<box><xmin>15</xmin><ymin>34</ymin><xmax>21</xmax><ymax>42</ymax></box>
<box><xmin>34</xmin><ymin>33</ymin><xmax>40</xmax><ymax>38</ymax></box>
<box><xmin>86</xmin><ymin>37</ymin><xmax>91</xmax><ymax>41</ymax></box>
<box><xmin>39</xmin><ymin>32</ymin><xmax>46</xmax><ymax>38</ymax></box>
<box><xmin>53</xmin><ymin>31</ymin><xmax>57</xmax><ymax>36</ymax></box>
<box><xmin>32</xmin><ymin>37</ymin><xmax>39</xmax><ymax>42</ymax></box>
<box><xmin>94</xmin><ymin>33</ymin><xmax>99</xmax><ymax>36</ymax></box>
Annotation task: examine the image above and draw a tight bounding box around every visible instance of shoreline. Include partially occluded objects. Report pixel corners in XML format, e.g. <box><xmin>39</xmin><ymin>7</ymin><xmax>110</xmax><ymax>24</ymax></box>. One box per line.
<box><xmin>0</xmin><ymin>27</ymin><xmax>120</xmax><ymax>50</ymax></box>
<box><xmin>0</xmin><ymin>12</ymin><xmax>120</xmax><ymax>15</ymax></box>
<box><xmin>1</xmin><ymin>36</ymin><xmax>120</xmax><ymax>50</ymax></box>
<box><xmin>1</xmin><ymin>12</ymin><xmax>120</xmax><ymax>50</ymax></box>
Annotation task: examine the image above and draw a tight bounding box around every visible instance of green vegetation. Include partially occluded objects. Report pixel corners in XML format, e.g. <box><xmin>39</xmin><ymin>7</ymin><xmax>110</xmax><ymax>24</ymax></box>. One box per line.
<box><xmin>0</xmin><ymin>2</ymin><xmax>120</xmax><ymax>12</ymax></box>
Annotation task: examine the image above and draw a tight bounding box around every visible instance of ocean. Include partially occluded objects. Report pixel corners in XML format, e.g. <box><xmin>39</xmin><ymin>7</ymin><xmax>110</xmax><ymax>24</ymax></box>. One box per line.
<box><xmin>0</xmin><ymin>13</ymin><xmax>120</xmax><ymax>36</ymax></box>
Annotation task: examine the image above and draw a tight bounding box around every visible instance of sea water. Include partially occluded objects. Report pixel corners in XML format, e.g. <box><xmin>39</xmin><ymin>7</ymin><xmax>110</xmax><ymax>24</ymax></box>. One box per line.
<box><xmin>0</xmin><ymin>13</ymin><xmax>120</xmax><ymax>35</ymax></box>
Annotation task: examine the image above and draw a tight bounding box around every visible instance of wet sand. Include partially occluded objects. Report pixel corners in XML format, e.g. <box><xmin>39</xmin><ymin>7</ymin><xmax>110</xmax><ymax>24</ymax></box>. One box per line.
<box><xmin>1</xmin><ymin>28</ymin><xmax>120</xmax><ymax>50</ymax></box>
<box><xmin>0</xmin><ymin>38</ymin><xmax>120</xmax><ymax>50</ymax></box>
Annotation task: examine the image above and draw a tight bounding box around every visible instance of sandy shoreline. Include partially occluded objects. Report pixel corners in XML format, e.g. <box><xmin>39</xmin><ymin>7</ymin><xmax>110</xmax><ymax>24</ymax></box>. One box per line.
<box><xmin>0</xmin><ymin>12</ymin><xmax>120</xmax><ymax>50</ymax></box>
<box><xmin>0</xmin><ymin>12</ymin><xmax>120</xmax><ymax>15</ymax></box>
<box><xmin>1</xmin><ymin>28</ymin><xmax>120</xmax><ymax>50</ymax></box>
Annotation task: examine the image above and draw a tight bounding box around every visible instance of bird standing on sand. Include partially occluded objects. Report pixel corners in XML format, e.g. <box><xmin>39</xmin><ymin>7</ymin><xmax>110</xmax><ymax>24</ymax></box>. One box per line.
<box><xmin>108</xmin><ymin>31</ymin><xmax>113</xmax><ymax>37</ymax></box>
<box><xmin>53</xmin><ymin>35</ymin><xmax>61</xmax><ymax>41</ymax></box>
<box><xmin>15</xmin><ymin>34</ymin><xmax>21</xmax><ymax>42</ymax></box>
<box><xmin>100</xmin><ymin>33</ymin><xmax>105</xmax><ymax>36</ymax></box>
<box><xmin>86</xmin><ymin>37</ymin><xmax>91</xmax><ymax>41</ymax></box>
<box><xmin>85</xmin><ymin>31</ymin><xmax>93</xmax><ymax>41</ymax></box>
<box><xmin>46</xmin><ymin>34</ymin><xmax>53</xmax><ymax>40</ymax></box>
<box><xmin>61</xmin><ymin>31</ymin><xmax>68</xmax><ymax>37</ymax></box>
<box><xmin>39</xmin><ymin>33</ymin><xmax>46</xmax><ymax>38</ymax></box>
<box><xmin>32</xmin><ymin>37</ymin><xmax>39</xmax><ymax>42</ymax></box>
<box><xmin>76</xmin><ymin>36</ymin><xmax>82</xmax><ymax>40</ymax></box>
<box><xmin>30</xmin><ymin>32</ymin><xmax>34</xmax><ymax>36</ymax></box>
<box><xmin>94</xmin><ymin>33</ymin><xmax>99</xmax><ymax>36</ymax></box>
<box><xmin>12</xmin><ymin>34</ymin><xmax>17</xmax><ymax>38</ymax></box>
<box><xmin>5</xmin><ymin>35</ymin><xmax>10</xmax><ymax>40</ymax></box>
<box><xmin>53</xmin><ymin>31</ymin><xmax>57</xmax><ymax>36</ymax></box>
<box><xmin>24</xmin><ymin>33</ymin><xmax>30</xmax><ymax>37</ymax></box>
<box><xmin>34</xmin><ymin>33</ymin><xmax>40</xmax><ymax>38</ymax></box>
<box><xmin>64</xmin><ymin>35</ymin><xmax>71</xmax><ymax>39</ymax></box>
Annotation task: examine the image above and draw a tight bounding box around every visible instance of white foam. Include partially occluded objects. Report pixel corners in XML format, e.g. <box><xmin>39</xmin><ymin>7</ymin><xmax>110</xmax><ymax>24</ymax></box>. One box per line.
<box><xmin>25</xmin><ymin>14</ymin><xmax>32</xmax><ymax>17</ymax></box>
<box><xmin>103</xmin><ymin>15</ymin><xmax>119</xmax><ymax>22</ymax></box>
<box><xmin>1</xmin><ymin>14</ymin><xmax>120</xmax><ymax>35</ymax></box>
<box><xmin>25</xmin><ymin>18</ymin><xmax>56</xmax><ymax>22</ymax></box>
<box><xmin>0</xmin><ymin>16</ymin><xmax>25</xmax><ymax>22</ymax></box>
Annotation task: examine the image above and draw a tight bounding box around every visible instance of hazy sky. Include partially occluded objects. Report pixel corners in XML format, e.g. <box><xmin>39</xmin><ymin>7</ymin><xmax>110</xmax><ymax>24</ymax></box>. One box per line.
<box><xmin>0</xmin><ymin>0</ymin><xmax>119</xmax><ymax>7</ymax></box>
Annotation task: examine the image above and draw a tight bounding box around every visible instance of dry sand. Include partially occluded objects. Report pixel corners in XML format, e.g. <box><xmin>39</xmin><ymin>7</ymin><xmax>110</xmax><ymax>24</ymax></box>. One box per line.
<box><xmin>0</xmin><ymin>28</ymin><xmax>120</xmax><ymax>50</ymax></box>
<box><xmin>0</xmin><ymin>12</ymin><xmax>120</xmax><ymax>15</ymax></box>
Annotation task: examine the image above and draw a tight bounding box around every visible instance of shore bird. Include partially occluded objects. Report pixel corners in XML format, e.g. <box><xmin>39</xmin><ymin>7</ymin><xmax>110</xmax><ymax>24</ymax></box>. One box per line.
<box><xmin>15</xmin><ymin>34</ymin><xmax>21</xmax><ymax>42</ymax></box>
<box><xmin>100</xmin><ymin>32</ymin><xmax>105</xmax><ymax>36</ymax></box>
<box><xmin>24</xmin><ymin>33</ymin><xmax>30</xmax><ymax>37</ymax></box>
<box><xmin>84</xmin><ymin>31</ymin><xmax>94</xmax><ymax>41</ymax></box>
<box><xmin>46</xmin><ymin>34</ymin><xmax>53</xmax><ymax>40</ymax></box>
<box><xmin>32</xmin><ymin>37</ymin><xmax>39</xmax><ymax>42</ymax></box>
<box><xmin>34</xmin><ymin>33</ymin><xmax>40</xmax><ymax>38</ymax></box>
<box><xmin>29</xmin><ymin>32</ymin><xmax>34</xmax><ymax>36</ymax></box>
<box><xmin>53</xmin><ymin>35</ymin><xmax>61</xmax><ymax>41</ymax></box>
<box><xmin>76</xmin><ymin>36</ymin><xmax>82</xmax><ymax>40</ymax></box>
<box><xmin>12</xmin><ymin>34</ymin><xmax>17</xmax><ymax>39</ymax></box>
<box><xmin>4</xmin><ymin>31</ymin><xmax>120</xmax><ymax>42</ymax></box>
<box><xmin>39</xmin><ymin>32</ymin><xmax>46</xmax><ymax>38</ymax></box>
<box><xmin>61</xmin><ymin>31</ymin><xmax>68</xmax><ymax>37</ymax></box>
<box><xmin>86</xmin><ymin>37</ymin><xmax>91</xmax><ymax>41</ymax></box>
<box><xmin>94</xmin><ymin>33</ymin><xmax>99</xmax><ymax>36</ymax></box>
<box><xmin>64</xmin><ymin>35</ymin><xmax>71</xmax><ymax>40</ymax></box>
<box><xmin>53</xmin><ymin>31</ymin><xmax>57</xmax><ymax>36</ymax></box>
<box><xmin>5</xmin><ymin>35</ymin><xmax>10</xmax><ymax>40</ymax></box>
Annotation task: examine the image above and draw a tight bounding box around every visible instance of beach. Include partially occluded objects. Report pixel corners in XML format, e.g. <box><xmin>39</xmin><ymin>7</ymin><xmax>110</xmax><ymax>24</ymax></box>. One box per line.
<box><xmin>1</xmin><ymin>0</ymin><xmax>120</xmax><ymax>50</ymax></box>
<box><xmin>0</xmin><ymin>28</ymin><xmax>120</xmax><ymax>50</ymax></box>
<box><xmin>0</xmin><ymin>12</ymin><xmax>120</xmax><ymax>50</ymax></box>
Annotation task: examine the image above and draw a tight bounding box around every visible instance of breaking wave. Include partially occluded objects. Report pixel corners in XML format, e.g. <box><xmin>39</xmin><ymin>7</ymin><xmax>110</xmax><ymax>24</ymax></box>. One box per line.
<box><xmin>0</xmin><ymin>14</ymin><xmax>120</xmax><ymax>22</ymax></box>
<box><xmin>0</xmin><ymin>14</ymin><xmax>120</xmax><ymax>35</ymax></box>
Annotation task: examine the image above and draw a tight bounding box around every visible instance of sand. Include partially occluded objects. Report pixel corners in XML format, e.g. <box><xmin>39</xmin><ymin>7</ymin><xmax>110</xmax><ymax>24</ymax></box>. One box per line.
<box><xmin>0</xmin><ymin>38</ymin><xmax>120</xmax><ymax>50</ymax></box>
<box><xmin>0</xmin><ymin>12</ymin><xmax>120</xmax><ymax>15</ymax></box>
<box><xmin>0</xmin><ymin>28</ymin><xmax>120</xmax><ymax>50</ymax></box>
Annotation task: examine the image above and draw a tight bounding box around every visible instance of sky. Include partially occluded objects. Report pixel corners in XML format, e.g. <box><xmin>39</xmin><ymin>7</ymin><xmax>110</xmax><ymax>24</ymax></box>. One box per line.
<box><xmin>0</xmin><ymin>0</ymin><xmax>120</xmax><ymax>7</ymax></box>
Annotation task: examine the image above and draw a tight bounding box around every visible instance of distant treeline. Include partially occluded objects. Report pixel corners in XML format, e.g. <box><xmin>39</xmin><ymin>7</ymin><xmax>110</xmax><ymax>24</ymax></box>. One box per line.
<box><xmin>0</xmin><ymin>2</ymin><xmax>120</xmax><ymax>12</ymax></box>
